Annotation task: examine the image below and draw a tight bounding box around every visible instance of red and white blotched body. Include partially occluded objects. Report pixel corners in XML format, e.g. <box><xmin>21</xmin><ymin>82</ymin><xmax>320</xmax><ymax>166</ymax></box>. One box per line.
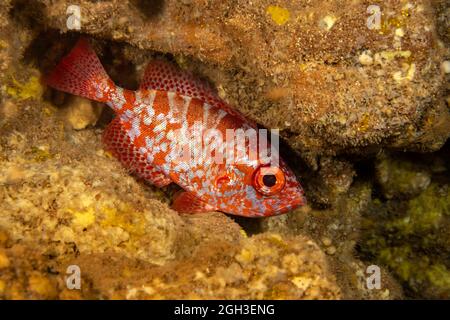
<box><xmin>46</xmin><ymin>38</ymin><xmax>306</xmax><ymax>217</ymax></box>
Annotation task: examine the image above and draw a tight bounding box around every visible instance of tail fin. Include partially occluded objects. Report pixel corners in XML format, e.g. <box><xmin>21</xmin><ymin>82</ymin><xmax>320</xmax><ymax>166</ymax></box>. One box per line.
<box><xmin>45</xmin><ymin>38</ymin><xmax>114</xmax><ymax>103</ymax></box>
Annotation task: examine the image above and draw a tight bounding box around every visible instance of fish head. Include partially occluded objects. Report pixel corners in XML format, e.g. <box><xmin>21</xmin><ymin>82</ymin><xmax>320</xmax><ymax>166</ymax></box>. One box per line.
<box><xmin>214</xmin><ymin>160</ymin><xmax>306</xmax><ymax>217</ymax></box>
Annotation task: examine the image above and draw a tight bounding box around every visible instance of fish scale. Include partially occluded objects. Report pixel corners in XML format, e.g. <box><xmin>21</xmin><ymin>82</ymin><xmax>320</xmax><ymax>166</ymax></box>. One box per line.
<box><xmin>45</xmin><ymin>38</ymin><xmax>306</xmax><ymax>217</ymax></box>
<box><xmin>102</xmin><ymin>116</ymin><xmax>172</xmax><ymax>188</ymax></box>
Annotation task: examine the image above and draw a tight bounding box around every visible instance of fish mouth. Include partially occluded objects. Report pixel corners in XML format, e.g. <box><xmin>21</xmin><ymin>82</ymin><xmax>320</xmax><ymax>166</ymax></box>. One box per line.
<box><xmin>253</xmin><ymin>188</ymin><xmax>306</xmax><ymax>217</ymax></box>
<box><xmin>225</xmin><ymin>186</ymin><xmax>307</xmax><ymax>218</ymax></box>
<box><xmin>272</xmin><ymin>187</ymin><xmax>307</xmax><ymax>215</ymax></box>
<box><xmin>278</xmin><ymin>196</ymin><xmax>306</xmax><ymax>215</ymax></box>
<box><xmin>296</xmin><ymin>188</ymin><xmax>307</xmax><ymax>207</ymax></box>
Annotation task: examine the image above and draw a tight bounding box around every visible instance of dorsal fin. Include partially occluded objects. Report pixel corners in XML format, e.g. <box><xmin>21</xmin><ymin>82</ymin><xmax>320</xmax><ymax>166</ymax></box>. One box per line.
<box><xmin>139</xmin><ymin>60</ymin><xmax>256</xmax><ymax>126</ymax></box>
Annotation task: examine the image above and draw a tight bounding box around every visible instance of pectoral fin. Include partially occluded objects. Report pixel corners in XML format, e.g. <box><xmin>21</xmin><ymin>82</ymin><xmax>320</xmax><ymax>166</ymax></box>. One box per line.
<box><xmin>171</xmin><ymin>191</ymin><xmax>215</xmax><ymax>214</ymax></box>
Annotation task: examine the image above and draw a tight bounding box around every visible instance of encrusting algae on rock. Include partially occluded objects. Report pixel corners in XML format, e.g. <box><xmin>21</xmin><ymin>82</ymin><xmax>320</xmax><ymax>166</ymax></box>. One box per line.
<box><xmin>266</xmin><ymin>5</ymin><xmax>290</xmax><ymax>26</ymax></box>
<box><xmin>6</xmin><ymin>75</ymin><xmax>43</xmax><ymax>101</ymax></box>
<box><xmin>361</xmin><ymin>149</ymin><xmax>450</xmax><ymax>299</ymax></box>
<box><xmin>0</xmin><ymin>0</ymin><xmax>449</xmax><ymax>300</ymax></box>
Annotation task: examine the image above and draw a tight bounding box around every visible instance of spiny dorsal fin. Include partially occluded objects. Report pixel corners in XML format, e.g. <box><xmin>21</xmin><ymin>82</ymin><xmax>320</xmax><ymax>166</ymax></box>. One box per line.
<box><xmin>140</xmin><ymin>60</ymin><xmax>256</xmax><ymax>126</ymax></box>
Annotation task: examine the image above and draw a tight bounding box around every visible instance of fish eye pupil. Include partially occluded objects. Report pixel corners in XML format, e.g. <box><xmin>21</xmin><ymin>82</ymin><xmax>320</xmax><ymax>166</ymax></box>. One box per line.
<box><xmin>262</xmin><ymin>174</ymin><xmax>277</xmax><ymax>187</ymax></box>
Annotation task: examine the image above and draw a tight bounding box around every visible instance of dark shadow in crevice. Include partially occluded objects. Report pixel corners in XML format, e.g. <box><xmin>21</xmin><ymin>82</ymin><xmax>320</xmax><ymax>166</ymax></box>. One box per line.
<box><xmin>8</xmin><ymin>0</ymin><xmax>46</xmax><ymax>30</ymax></box>
<box><xmin>230</xmin><ymin>215</ymin><xmax>264</xmax><ymax>236</ymax></box>
<box><xmin>130</xmin><ymin>0</ymin><xmax>165</xmax><ymax>19</ymax></box>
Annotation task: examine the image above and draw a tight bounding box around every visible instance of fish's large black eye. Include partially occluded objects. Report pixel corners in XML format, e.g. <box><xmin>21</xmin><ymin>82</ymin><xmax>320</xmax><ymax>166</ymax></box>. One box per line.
<box><xmin>262</xmin><ymin>174</ymin><xmax>277</xmax><ymax>187</ymax></box>
<box><xmin>254</xmin><ymin>165</ymin><xmax>286</xmax><ymax>196</ymax></box>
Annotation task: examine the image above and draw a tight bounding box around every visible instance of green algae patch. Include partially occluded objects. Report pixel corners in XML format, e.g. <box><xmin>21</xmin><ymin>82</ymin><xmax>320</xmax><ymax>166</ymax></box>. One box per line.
<box><xmin>378</xmin><ymin>246</ymin><xmax>450</xmax><ymax>297</ymax></box>
<box><xmin>376</xmin><ymin>154</ymin><xmax>431</xmax><ymax>199</ymax></box>
<box><xmin>426</xmin><ymin>264</ymin><xmax>450</xmax><ymax>291</ymax></box>
<box><xmin>30</xmin><ymin>146</ymin><xmax>52</xmax><ymax>162</ymax></box>
<box><xmin>6</xmin><ymin>75</ymin><xmax>43</xmax><ymax>101</ymax></box>
<box><xmin>361</xmin><ymin>180</ymin><xmax>450</xmax><ymax>298</ymax></box>
<box><xmin>394</xmin><ymin>184</ymin><xmax>450</xmax><ymax>234</ymax></box>
<box><xmin>383</xmin><ymin>183</ymin><xmax>450</xmax><ymax>236</ymax></box>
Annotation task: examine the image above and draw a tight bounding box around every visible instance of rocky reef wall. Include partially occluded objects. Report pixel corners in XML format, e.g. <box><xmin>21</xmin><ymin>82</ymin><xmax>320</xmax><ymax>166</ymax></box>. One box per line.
<box><xmin>0</xmin><ymin>0</ymin><xmax>448</xmax><ymax>299</ymax></box>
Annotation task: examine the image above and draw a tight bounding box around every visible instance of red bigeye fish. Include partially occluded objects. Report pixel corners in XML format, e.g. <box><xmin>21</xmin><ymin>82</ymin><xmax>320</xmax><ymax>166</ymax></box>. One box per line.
<box><xmin>45</xmin><ymin>38</ymin><xmax>306</xmax><ymax>217</ymax></box>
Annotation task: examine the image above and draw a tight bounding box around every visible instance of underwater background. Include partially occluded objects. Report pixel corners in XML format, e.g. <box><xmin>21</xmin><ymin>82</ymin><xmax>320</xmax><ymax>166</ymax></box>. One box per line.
<box><xmin>0</xmin><ymin>0</ymin><xmax>449</xmax><ymax>299</ymax></box>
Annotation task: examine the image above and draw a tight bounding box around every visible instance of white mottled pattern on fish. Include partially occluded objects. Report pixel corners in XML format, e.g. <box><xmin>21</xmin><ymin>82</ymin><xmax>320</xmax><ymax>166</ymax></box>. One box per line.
<box><xmin>45</xmin><ymin>38</ymin><xmax>306</xmax><ymax>217</ymax></box>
